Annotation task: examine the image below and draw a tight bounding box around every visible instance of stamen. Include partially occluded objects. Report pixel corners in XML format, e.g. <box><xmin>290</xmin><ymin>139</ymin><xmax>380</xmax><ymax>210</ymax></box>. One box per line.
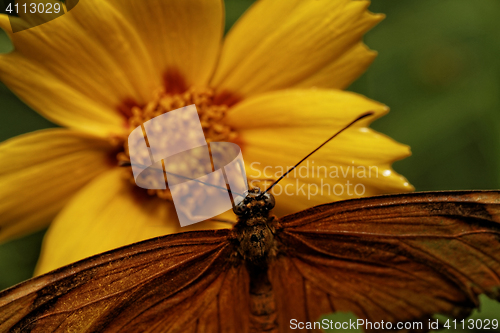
<box><xmin>116</xmin><ymin>86</ymin><xmax>237</xmax><ymax>201</ymax></box>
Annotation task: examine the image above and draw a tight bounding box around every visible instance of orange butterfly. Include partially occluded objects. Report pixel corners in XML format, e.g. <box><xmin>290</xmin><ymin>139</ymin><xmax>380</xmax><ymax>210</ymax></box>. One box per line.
<box><xmin>1</xmin><ymin>114</ymin><xmax>499</xmax><ymax>332</ymax></box>
<box><xmin>0</xmin><ymin>189</ymin><xmax>500</xmax><ymax>332</ymax></box>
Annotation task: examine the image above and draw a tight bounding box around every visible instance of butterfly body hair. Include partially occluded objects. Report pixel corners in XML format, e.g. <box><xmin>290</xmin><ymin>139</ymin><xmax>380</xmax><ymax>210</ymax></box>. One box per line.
<box><xmin>230</xmin><ymin>187</ymin><xmax>280</xmax><ymax>265</ymax></box>
<box><xmin>229</xmin><ymin>187</ymin><xmax>282</xmax><ymax>331</ymax></box>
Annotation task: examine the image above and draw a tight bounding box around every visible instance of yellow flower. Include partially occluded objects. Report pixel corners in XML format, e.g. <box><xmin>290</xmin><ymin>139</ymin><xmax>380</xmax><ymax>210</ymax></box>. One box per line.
<box><xmin>0</xmin><ymin>0</ymin><xmax>413</xmax><ymax>275</ymax></box>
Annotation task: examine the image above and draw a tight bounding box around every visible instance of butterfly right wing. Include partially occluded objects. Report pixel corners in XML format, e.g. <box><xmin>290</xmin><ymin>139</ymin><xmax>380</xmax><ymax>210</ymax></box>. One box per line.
<box><xmin>0</xmin><ymin>229</ymin><xmax>250</xmax><ymax>333</ymax></box>
<box><xmin>270</xmin><ymin>191</ymin><xmax>500</xmax><ymax>332</ymax></box>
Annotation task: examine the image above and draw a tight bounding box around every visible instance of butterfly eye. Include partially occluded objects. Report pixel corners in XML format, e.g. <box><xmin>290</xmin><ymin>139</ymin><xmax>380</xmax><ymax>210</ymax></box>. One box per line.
<box><xmin>262</xmin><ymin>193</ymin><xmax>275</xmax><ymax>210</ymax></box>
<box><xmin>233</xmin><ymin>202</ymin><xmax>248</xmax><ymax>216</ymax></box>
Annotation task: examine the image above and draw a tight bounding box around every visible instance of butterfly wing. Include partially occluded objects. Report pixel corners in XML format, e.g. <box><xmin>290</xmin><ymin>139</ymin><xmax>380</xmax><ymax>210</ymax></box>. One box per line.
<box><xmin>271</xmin><ymin>191</ymin><xmax>500</xmax><ymax>331</ymax></box>
<box><xmin>0</xmin><ymin>229</ymin><xmax>250</xmax><ymax>333</ymax></box>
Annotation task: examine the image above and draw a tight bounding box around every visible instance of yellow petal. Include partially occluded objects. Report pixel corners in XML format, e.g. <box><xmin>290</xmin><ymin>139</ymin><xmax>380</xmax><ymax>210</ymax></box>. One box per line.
<box><xmin>293</xmin><ymin>43</ymin><xmax>377</xmax><ymax>90</ymax></box>
<box><xmin>226</xmin><ymin>89</ymin><xmax>388</xmax><ymax>129</ymax></box>
<box><xmin>227</xmin><ymin>89</ymin><xmax>413</xmax><ymax>215</ymax></box>
<box><xmin>0</xmin><ymin>129</ymin><xmax>114</xmax><ymax>242</ymax></box>
<box><xmin>111</xmin><ymin>0</ymin><xmax>223</xmax><ymax>89</ymax></box>
<box><xmin>0</xmin><ymin>9</ymin><xmax>129</xmax><ymax>136</ymax></box>
<box><xmin>35</xmin><ymin>168</ymin><xmax>229</xmax><ymax>274</ymax></box>
<box><xmin>0</xmin><ymin>0</ymin><xmax>223</xmax><ymax>136</ymax></box>
<box><xmin>212</xmin><ymin>0</ymin><xmax>383</xmax><ymax>97</ymax></box>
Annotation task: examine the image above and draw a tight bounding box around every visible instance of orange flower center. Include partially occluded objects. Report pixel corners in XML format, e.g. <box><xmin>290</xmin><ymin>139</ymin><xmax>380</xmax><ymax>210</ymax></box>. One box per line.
<box><xmin>117</xmin><ymin>86</ymin><xmax>237</xmax><ymax>200</ymax></box>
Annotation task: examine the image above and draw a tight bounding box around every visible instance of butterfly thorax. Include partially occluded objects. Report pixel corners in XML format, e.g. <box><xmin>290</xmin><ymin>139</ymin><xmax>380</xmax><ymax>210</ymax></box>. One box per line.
<box><xmin>231</xmin><ymin>188</ymin><xmax>280</xmax><ymax>331</ymax></box>
<box><xmin>231</xmin><ymin>188</ymin><xmax>279</xmax><ymax>265</ymax></box>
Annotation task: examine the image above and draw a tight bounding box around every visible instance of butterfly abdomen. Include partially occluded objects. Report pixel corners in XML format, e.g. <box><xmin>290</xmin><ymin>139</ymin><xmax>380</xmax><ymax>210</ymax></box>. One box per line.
<box><xmin>229</xmin><ymin>187</ymin><xmax>282</xmax><ymax>331</ymax></box>
<box><xmin>247</xmin><ymin>262</ymin><xmax>279</xmax><ymax>333</ymax></box>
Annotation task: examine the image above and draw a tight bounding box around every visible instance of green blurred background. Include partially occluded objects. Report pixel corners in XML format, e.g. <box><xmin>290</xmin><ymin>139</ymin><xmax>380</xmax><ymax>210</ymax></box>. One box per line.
<box><xmin>0</xmin><ymin>0</ymin><xmax>499</xmax><ymax>331</ymax></box>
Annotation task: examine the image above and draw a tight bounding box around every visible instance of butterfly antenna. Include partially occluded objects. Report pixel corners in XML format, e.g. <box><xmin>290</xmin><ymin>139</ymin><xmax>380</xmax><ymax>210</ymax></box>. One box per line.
<box><xmin>261</xmin><ymin>112</ymin><xmax>374</xmax><ymax>196</ymax></box>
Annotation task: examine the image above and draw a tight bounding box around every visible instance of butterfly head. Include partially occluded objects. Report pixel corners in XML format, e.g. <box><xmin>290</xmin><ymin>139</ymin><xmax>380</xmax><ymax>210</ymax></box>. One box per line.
<box><xmin>232</xmin><ymin>187</ymin><xmax>275</xmax><ymax>218</ymax></box>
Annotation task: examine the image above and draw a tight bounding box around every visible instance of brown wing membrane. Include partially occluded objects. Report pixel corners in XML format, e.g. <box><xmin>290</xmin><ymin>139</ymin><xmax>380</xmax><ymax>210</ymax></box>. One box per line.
<box><xmin>0</xmin><ymin>229</ymin><xmax>250</xmax><ymax>333</ymax></box>
<box><xmin>272</xmin><ymin>191</ymin><xmax>500</xmax><ymax>332</ymax></box>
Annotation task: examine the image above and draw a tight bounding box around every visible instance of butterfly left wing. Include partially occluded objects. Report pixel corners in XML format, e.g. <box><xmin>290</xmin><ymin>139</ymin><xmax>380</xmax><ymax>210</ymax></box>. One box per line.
<box><xmin>0</xmin><ymin>229</ymin><xmax>250</xmax><ymax>333</ymax></box>
<box><xmin>271</xmin><ymin>190</ymin><xmax>500</xmax><ymax>332</ymax></box>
